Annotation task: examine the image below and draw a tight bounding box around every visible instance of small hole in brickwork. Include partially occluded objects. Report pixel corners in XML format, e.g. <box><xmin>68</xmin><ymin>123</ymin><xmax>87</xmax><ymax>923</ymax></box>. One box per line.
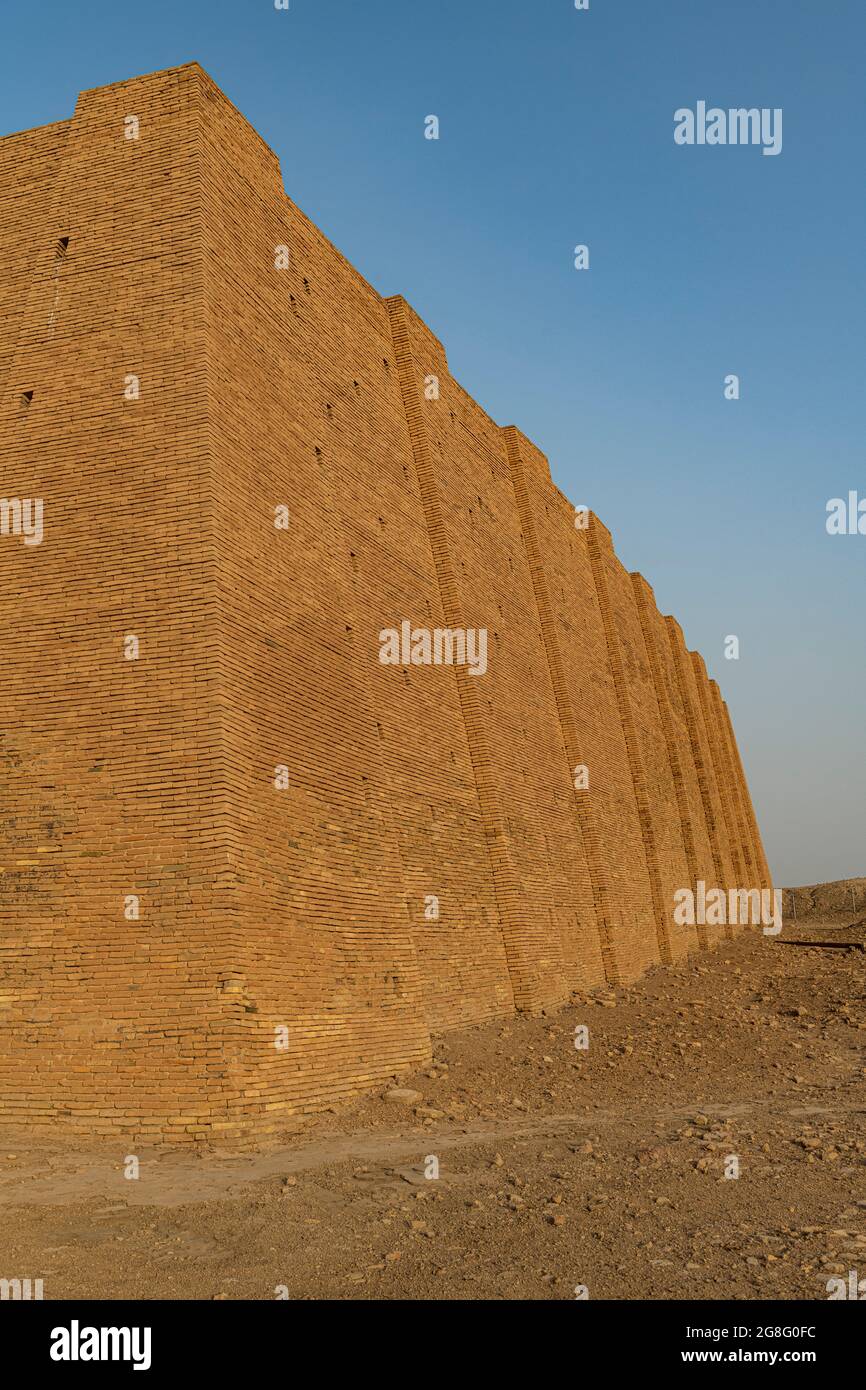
<box><xmin>353</xmin><ymin>380</ymin><xmax>360</xmax><ymax>391</ymax></box>
<box><xmin>325</xmin><ymin>403</ymin><xmax>333</xmax><ymax>419</ymax></box>
<box><xmin>56</xmin><ymin>236</ymin><xmax>70</xmax><ymax>258</ymax></box>
<box><xmin>350</xmin><ymin>551</ymin><xmax>358</xmax><ymax>572</ymax></box>
<box><xmin>303</xmin><ymin>278</ymin><xmax>310</xmax><ymax>294</ymax></box>
<box><xmin>376</xmin><ymin>722</ymin><xmax>384</xmax><ymax>739</ymax></box>
<box><xmin>20</xmin><ymin>390</ymin><xmax>34</xmax><ymax>408</ymax></box>
<box><xmin>314</xmin><ymin>446</ymin><xmax>323</xmax><ymax>462</ymax></box>
<box><xmin>383</xmin><ymin>358</ymin><xmax>390</xmax><ymax>371</ymax></box>
<box><xmin>378</xmin><ymin>516</ymin><xmax>385</xmax><ymax>529</ymax></box>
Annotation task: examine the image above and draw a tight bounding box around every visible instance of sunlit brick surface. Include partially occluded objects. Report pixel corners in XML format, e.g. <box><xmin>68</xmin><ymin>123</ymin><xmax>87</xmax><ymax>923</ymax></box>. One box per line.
<box><xmin>0</xmin><ymin>65</ymin><xmax>771</xmax><ymax>1142</ymax></box>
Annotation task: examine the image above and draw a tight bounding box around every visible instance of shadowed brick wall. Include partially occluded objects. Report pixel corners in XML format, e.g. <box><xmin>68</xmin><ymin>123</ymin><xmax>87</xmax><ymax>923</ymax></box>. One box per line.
<box><xmin>0</xmin><ymin>64</ymin><xmax>772</xmax><ymax>1142</ymax></box>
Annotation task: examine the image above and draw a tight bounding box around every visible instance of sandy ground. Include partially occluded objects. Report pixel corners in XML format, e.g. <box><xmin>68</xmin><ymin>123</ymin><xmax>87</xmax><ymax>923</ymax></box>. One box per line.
<box><xmin>1</xmin><ymin>918</ymin><xmax>863</xmax><ymax>1301</ymax></box>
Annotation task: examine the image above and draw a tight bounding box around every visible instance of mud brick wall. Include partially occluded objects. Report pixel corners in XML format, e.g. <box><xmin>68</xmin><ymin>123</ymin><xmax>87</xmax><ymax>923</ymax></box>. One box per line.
<box><xmin>587</xmin><ymin>522</ymin><xmax>697</xmax><ymax>965</ymax></box>
<box><xmin>388</xmin><ymin>299</ymin><xmax>606</xmax><ymax>1009</ymax></box>
<box><xmin>664</xmin><ymin>619</ymin><xmax>741</xmax><ymax>942</ymax></box>
<box><xmin>505</xmin><ymin>432</ymin><xmax>662</xmax><ymax>984</ymax></box>
<box><xmin>196</xmin><ymin>81</ymin><xmax>520</xmax><ymax>1129</ymax></box>
<box><xmin>0</xmin><ymin>67</ymin><xmax>237</xmax><ymax>1140</ymax></box>
<box><xmin>0</xmin><ymin>63</ymin><xmax>772</xmax><ymax>1141</ymax></box>
<box><xmin>632</xmin><ymin>577</ymin><xmax>718</xmax><ymax>950</ymax></box>
<box><xmin>719</xmin><ymin>694</ymin><xmax>773</xmax><ymax>895</ymax></box>
<box><xmin>0</xmin><ymin>121</ymin><xmax>69</xmax><ymax>387</ymax></box>
<box><xmin>706</xmin><ymin>677</ymin><xmax>757</xmax><ymax>894</ymax></box>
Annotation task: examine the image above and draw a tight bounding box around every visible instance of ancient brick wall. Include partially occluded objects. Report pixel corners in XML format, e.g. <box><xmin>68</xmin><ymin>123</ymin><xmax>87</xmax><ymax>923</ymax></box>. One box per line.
<box><xmin>632</xmin><ymin>577</ymin><xmax>718</xmax><ymax>950</ymax></box>
<box><xmin>389</xmin><ymin>300</ymin><xmax>606</xmax><ymax>1009</ymax></box>
<box><xmin>0</xmin><ymin>67</ymin><xmax>241</xmax><ymax>1140</ymax></box>
<box><xmin>664</xmin><ymin>616</ymin><xmax>740</xmax><ymax>944</ymax></box>
<box><xmin>507</xmin><ymin>434</ymin><xmax>664</xmax><ymax>984</ymax></box>
<box><xmin>0</xmin><ymin>64</ymin><xmax>772</xmax><ymax>1141</ymax></box>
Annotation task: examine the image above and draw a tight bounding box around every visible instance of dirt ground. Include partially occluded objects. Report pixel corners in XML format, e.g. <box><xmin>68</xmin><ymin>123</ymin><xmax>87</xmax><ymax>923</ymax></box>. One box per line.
<box><xmin>1</xmin><ymin>913</ymin><xmax>863</xmax><ymax>1301</ymax></box>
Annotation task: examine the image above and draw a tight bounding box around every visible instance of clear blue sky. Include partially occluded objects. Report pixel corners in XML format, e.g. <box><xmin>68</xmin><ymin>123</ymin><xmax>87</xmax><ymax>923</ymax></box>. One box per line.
<box><xmin>2</xmin><ymin>0</ymin><xmax>863</xmax><ymax>888</ymax></box>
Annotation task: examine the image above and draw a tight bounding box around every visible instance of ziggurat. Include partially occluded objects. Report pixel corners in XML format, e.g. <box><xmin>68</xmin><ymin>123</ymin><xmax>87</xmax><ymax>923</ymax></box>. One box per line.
<box><xmin>0</xmin><ymin>65</ymin><xmax>772</xmax><ymax>1143</ymax></box>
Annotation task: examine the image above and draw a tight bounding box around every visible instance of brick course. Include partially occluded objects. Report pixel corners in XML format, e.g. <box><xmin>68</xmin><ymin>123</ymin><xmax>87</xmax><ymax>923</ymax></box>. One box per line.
<box><xmin>0</xmin><ymin>65</ymin><xmax>772</xmax><ymax>1142</ymax></box>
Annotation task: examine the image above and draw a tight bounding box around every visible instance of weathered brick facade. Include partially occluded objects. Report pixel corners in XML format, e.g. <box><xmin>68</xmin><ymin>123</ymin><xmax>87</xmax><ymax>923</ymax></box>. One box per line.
<box><xmin>0</xmin><ymin>65</ymin><xmax>772</xmax><ymax>1143</ymax></box>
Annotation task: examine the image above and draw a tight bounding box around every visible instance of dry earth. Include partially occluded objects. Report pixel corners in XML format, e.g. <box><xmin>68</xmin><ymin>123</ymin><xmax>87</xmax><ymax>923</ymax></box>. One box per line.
<box><xmin>1</xmin><ymin>904</ymin><xmax>863</xmax><ymax>1301</ymax></box>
